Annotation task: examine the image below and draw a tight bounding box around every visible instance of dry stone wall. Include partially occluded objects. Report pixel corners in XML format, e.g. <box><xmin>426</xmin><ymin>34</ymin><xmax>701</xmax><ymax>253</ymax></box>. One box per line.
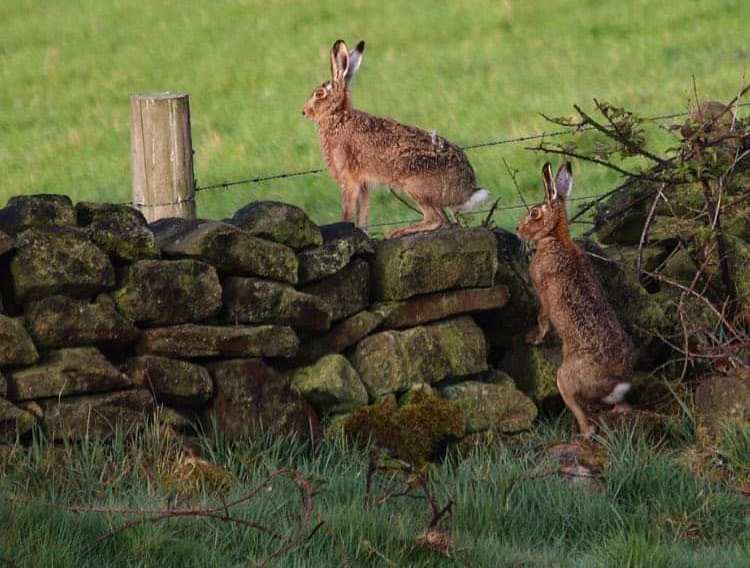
<box><xmin>0</xmin><ymin>194</ymin><xmax>542</xmax><ymax>450</ymax></box>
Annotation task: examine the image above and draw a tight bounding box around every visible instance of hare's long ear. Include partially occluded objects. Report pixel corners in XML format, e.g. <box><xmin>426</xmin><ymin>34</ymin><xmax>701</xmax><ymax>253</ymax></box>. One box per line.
<box><xmin>345</xmin><ymin>41</ymin><xmax>365</xmax><ymax>86</ymax></box>
<box><xmin>555</xmin><ymin>162</ymin><xmax>573</xmax><ymax>200</ymax></box>
<box><xmin>542</xmin><ymin>162</ymin><xmax>556</xmax><ymax>204</ymax></box>
<box><xmin>330</xmin><ymin>40</ymin><xmax>350</xmax><ymax>82</ymax></box>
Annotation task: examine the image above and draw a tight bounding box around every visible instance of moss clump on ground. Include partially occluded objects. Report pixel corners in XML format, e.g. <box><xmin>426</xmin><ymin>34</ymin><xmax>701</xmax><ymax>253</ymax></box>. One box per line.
<box><xmin>343</xmin><ymin>391</ymin><xmax>465</xmax><ymax>465</ymax></box>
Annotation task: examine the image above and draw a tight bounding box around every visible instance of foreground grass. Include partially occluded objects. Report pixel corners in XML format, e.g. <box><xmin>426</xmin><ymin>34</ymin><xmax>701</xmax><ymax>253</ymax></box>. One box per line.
<box><xmin>1</xmin><ymin>416</ymin><xmax>749</xmax><ymax>567</ymax></box>
<box><xmin>2</xmin><ymin>0</ymin><xmax>749</xmax><ymax>230</ymax></box>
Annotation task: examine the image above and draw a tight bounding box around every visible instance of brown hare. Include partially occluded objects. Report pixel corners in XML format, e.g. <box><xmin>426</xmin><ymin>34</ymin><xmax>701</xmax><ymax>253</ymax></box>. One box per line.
<box><xmin>302</xmin><ymin>39</ymin><xmax>489</xmax><ymax>238</ymax></box>
<box><xmin>517</xmin><ymin>162</ymin><xmax>635</xmax><ymax>438</ymax></box>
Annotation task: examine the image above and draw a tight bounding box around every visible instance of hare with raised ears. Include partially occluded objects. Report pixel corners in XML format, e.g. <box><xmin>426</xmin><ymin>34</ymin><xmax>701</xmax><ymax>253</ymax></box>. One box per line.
<box><xmin>517</xmin><ymin>162</ymin><xmax>635</xmax><ymax>438</ymax></box>
<box><xmin>302</xmin><ymin>39</ymin><xmax>489</xmax><ymax>238</ymax></box>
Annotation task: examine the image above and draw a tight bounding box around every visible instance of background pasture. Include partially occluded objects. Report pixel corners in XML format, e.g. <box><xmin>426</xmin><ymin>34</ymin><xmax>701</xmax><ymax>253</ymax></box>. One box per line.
<box><xmin>1</xmin><ymin>0</ymin><xmax>748</xmax><ymax>229</ymax></box>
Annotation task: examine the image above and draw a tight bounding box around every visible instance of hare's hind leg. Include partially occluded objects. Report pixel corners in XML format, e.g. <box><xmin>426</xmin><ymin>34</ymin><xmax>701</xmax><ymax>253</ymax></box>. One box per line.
<box><xmin>385</xmin><ymin>205</ymin><xmax>444</xmax><ymax>239</ymax></box>
<box><xmin>556</xmin><ymin>363</ymin><xmax>595</xmax><ymax>438</ymax></box>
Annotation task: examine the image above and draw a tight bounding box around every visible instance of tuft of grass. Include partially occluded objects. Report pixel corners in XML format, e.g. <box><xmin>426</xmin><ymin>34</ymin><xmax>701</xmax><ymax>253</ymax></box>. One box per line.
<box><xmin>2</xmin><ymin>0</ymin><xmax>749</xmax><ymax>230</ymax></box>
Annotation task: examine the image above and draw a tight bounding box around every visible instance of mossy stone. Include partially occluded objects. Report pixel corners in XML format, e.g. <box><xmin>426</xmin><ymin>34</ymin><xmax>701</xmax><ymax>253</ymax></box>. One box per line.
<box><xmin>371</xmin><ymin>227</ymin><xmax>499</xmax><ymax>300</ymax></box>
<box><xmin>205</xmin><ymin>358</ymin><xmax>319</xmax><ymax>441</ymax></box>
<box><xmin>297</xmin><ymin>238</ymin><xmax>358</xmax><ymax>284</ymax></box>
<box><xmin>114</xmin><ymin>259</ymin><xmax>222</xmax><ymax>325</ymax></box>
<box><xmin>126</xmin><ymin>355</ymin><xmax>213</xmax><ymax>407</ymax></box>
<box><xmin>594</xmin><ymin>181</ymin><xmax>651</xmax><ymax>246</ymax></box>
<box><xmin>497</xmin><ymin>334</ymin><xmax>560</xmax><ymax>402</ymax></box>
<box><xmin>0</xmin><ymin>314</ymin><xmax>38</xmax><ymax>367</ymax></box>
<box><xmin>290</xmin><ymin>354</ymin><xmax>368</xmax><ymax>413</ymax></box>
<box><xmin>695</xmin><ymin>374</ymin><xmax>750</xmax><ymax>446</ymax></box>
<box><xmin>0</xmin><ymin>399</ymin><xmax>37</xmax><ymax>443</ymax></box>
<box><xmin>10</xmin><ymin>227</ymin><xmax>115</xmax><ymax>303</ymax></box>
<box><xmin>343</xmin><ymin>391</ymin><xmax>465</xmax><ymax>465</ymax></box>
<box><xmin>77</xmin><ymin>202</ymin><xmax>159</xmax><ymax>262</ymax></box>
<box><xmin>350</xmin><ymin>315</ymin><xmax>487</xmax><ymax>398</ymax></box>
<box><xmin>38</xmin><ymin>388</ymin><xmax>154</xmax><ymax>441</ymax></box>
<box><xmin>440</xmin><ymin>372</ymin><xmax>538</xmax><ymax>434</ymax></box>
<box><xmin>6</xmin><ymin>347</ymin><xmax>131</xmax><ymax>401</ymax></box>
<box><xmin>230</xmin><ymin>201</ymin><xmax>323</xmax><ymax>251</ymax></box>
<box><xmin>221</xmin><ymin>277</ymin><xmax>331</xmax><ymax>331</ymax></box>
<box><xmin>25</xmin><ymin>294</ymin><xmax>139</xmax><ymax>348</ymax></box>
<box><xmin>301</xmin><ymin>258</ymin><xmax>370</xmax><ymax>321</ymax></box>
<box><xmin>0</xmin><ymin>195</ymin><xmax>76</xmax><ymax>236</ymax></box>
<box><xmin>429</xmin><ymin>315</ymin><xmax>488</xmax><ymax>377</ymax></box>
<box><xmin>151</xmin><ymin>218</ymin><xmax>298</xmax><ymax>284</ymax></box>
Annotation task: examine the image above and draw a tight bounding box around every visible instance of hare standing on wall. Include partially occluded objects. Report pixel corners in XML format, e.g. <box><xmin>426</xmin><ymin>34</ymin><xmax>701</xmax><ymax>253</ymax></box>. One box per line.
<box><xmin>517</xmin><ymin>162</ymin><xmax>635</xmax><ymax>438</ymax></box>
<box><xmin>302</xmin><ymin>40</ymin><xmax>489</xmax><ymax>238</ymax></box>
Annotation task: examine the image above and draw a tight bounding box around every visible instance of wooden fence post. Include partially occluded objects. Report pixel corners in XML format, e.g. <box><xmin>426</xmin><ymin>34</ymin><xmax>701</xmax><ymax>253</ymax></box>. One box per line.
<box><xmin>130</xmin><ymin>91</ymin><xmax>196</xmax><ymax>222</ymax></box>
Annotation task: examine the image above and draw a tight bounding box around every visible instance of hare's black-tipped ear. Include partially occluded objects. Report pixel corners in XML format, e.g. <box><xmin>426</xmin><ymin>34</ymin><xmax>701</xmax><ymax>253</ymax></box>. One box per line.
<box><xmin>345</xmin><ymin>40</ymin><xmax>365</xmax><ymax>86</ymax></box>
<box><xmin>542</xmin><ymin>162</ymin><xmax>556</xmax><ymax>203</ymax></box>
<box><xmin>555</xmin><ymin>162</ymin><xmax>573</xmax><ymax>200</ymax></box>
<box><xmin>330</xmin><ymin>40</ymin><xmax>350</xmax><ymax>82</ymax></box>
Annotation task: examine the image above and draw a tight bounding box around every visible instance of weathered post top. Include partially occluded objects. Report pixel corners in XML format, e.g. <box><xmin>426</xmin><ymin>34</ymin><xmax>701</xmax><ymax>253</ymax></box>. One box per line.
<box><xmin>130</xmin><ymin>91</ymin><xmax>196</xmax><ymax>223</ymax></box>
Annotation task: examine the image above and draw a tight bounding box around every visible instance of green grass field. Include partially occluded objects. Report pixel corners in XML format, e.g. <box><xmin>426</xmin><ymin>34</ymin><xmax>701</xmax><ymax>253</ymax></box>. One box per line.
<box><xmin>2</xmin><ymin>0</ymin><xmax>748</xmax><ymax>230</ymax></box>
<box><xmin>2</xmin><ymin>417</ymin><xmax>750</xmax><ymax>567</ymax></box>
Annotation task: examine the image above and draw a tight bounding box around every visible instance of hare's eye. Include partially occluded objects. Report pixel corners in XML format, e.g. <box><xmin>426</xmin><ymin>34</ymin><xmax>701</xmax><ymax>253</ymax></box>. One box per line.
<box><xmin>315</xmin><ymin>89</ymin><xmax>326</xmax><ymax>99</ymax></box>
<box><xmin>530</xmin><ymin>208</ymin><xmax>541</xmax><ymax>219</ymax></box>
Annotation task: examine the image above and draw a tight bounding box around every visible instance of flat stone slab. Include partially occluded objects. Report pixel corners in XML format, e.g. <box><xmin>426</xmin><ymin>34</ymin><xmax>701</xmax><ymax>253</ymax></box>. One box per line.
<box><xmin>301</xmin><ymin>258</ymin><xmax>370</xmax><ymax>321</ymax></box>
<box><xmin>6</xmin><ymin>347</ymin><xmax>131</xmax><ymax>401</ymax></box>
<box><xmin>0</xmin><ymin>314</ymin><xmax>39</xmax><ymax>367</ymax></box>
<box><xmin>229</xmin><ymin>201</ymin><xmax>323</xmax><ymax>251</ymax></box>
<box><xmin>0</xmin><ymin>398</ymin><xmax>37</xmax><ymax>443</ymax></box>
<box><xmin>10</xmin><ymin>227</ymin><xmax>115</xmax><ymax>303</ymax></box>
<box><xmin>114</xmin><ymin>259</ymin><xmax>222</xmax><ymax>326</ymax></box>
<box><xmin>374</xmin><ymin>285</ymin><xmax>509</xmax><ymax>329</ymax></box>
<box><xmin>294</xmin><ymin>310</ymin><xmax>384</xmax><ymax>365</ymax></box>
<box><xmin>38</xmin><ymin>388</ymin><xmax>154</xmax><ymax>440</ymax></box>
<box><xmin>370</xmin><ymin>227</ymin><xmax>499</xmax><ymax>300</ymax></box>
<box><xmin>205</xmin><ymin>358</ymin><xmax>319</xmax><ymax>440</ymax></box>
<box><xmin>151</xmin><ymin>218</ymin><xmax>298</xmax><ymax>283</ymax></box>
<box><xmin>0</xmin><ymin>195</ymin><xmax>76</xmax><ymax>236</ymax></box>
<box><xmin>221</xmin><ymin>277</ymin><xmax>331</xmax><ymax>331</ymax></box>
<box><xmin>290</xmin><ymin>354</ymin><xmax>368</xmax><ymax>414</ymax></box>
<box><xmin>126</xmin><ymin>355</ymin><xmax>213</xmax><ymax>407</ymax></box>
<box><xmin>440</xmin><ymin>372</ymin><xmax>538</xmax><ymax>434</ymax></box>
<box><xmin>137</xmin><ymin>324</ymin><xmax>299</xmax><ymax>359</ymax></box>
<box><xmin>77</xmin><ymin>202</ymin><xmax>160</xmax><ymax>262</ymax></box>
<box><xmin>349</xmin><ymin>315</ymin><xmax>488</xmax><ymax>398</ymax></box>
<box><xmin>25</xmin><ymin>294</ymin><xmax>139</xmax><ymax>348</ymax></box>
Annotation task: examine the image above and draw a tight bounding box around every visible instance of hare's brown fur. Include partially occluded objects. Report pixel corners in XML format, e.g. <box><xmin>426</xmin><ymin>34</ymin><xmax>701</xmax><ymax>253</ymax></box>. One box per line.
<box><xmin>303</xmin><ymin>40</ymin><xmax>487</xmax><ymax>238</ymax></box>
<box><xmin>518</xmin><ymin>162</ymin><xmax>634</xmax><ymax>437</ymax></box>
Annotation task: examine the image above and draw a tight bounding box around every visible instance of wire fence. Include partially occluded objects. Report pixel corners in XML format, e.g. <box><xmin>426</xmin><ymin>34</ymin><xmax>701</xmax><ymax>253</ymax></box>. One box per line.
<box><xmin>131</xmin><ymin>103</ymin><xmax>749</xmax><ymax>228</ymax></box>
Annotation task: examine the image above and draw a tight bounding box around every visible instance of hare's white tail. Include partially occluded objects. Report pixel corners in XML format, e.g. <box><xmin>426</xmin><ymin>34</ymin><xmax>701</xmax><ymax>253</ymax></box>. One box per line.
<box><xmin>454</xmin><ymin>188</ymin><xmax>490</xmax><ymax>213</ymax></box>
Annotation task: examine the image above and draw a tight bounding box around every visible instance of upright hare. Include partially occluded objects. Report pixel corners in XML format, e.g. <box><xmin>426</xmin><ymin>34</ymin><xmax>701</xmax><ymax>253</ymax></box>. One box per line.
<box><xmin>303</xmin><ymin>39</ymin><xmax>489</xmax><ymax>238</ymax></box>
<box><xmin>517</xmin><ymin>162</ymin><xmax>634</xmax><ymax>437</ymax></box>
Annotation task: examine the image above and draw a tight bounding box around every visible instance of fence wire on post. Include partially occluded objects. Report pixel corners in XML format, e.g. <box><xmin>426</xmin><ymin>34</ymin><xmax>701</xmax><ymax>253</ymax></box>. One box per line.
<box><xmin>120</xmin><ymin>104</ymin><xmax>748</xmax><ymax>229</ymax></box>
